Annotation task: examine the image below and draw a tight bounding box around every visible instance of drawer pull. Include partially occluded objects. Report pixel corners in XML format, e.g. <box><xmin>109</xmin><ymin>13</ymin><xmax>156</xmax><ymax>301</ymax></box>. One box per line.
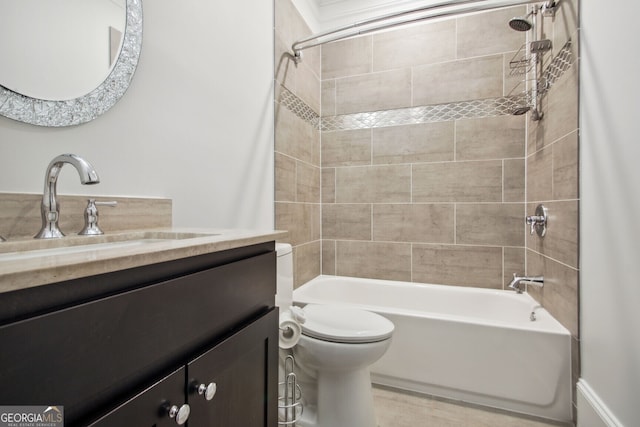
<box><xmin>197</xmin><ymin>382</ymin><xmax>217</xmax><ymax>401</ymax></box>
<box><xmin>167</xmin><ymin>403</ymin><xmax>190</xmax><ymax>425</ymax></box>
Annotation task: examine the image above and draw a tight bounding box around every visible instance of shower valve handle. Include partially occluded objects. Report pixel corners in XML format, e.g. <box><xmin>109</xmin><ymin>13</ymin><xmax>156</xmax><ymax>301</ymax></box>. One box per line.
<box><xmin>526</xmin><ymin>205</ymin><xmax>548</xmax><ymax>237</ymax></box>
<box><xmin>526</xmin><ymin>215</ymin><xmax>545</xmax><ymax>234</ymax></box>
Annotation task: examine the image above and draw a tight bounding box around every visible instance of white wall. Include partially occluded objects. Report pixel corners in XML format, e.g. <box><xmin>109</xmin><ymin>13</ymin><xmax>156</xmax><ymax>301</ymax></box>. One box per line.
<box><xmin>0</xmin><ymin>0</ymin><xmax>274</xmax><ymax>230</ymax></box>
<box><xmin>579</xmin><ymin>2</ymin><xmax>640</xmax><ymax>426</ymax></box>
<box><xmin>0</xmin><ymin>0</ymin><xmax>125</xmax><ymax>100</ymax></box>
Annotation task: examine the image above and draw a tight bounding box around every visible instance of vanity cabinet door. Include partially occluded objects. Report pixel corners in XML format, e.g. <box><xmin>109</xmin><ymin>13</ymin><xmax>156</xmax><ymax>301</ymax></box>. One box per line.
<box><xmin>0</xmin><ymin>251</ymin><xmax>275</xmax><ymax>426</ymax></box>
<box><xmin>86</xmin><ymin>367</ymin><xmax>188</xmax><ymax>427</ymax></box>
<box><xmin>186</xmin><ymin>309</ymin><xmax>278</xmax><ymax>427</ymax></box>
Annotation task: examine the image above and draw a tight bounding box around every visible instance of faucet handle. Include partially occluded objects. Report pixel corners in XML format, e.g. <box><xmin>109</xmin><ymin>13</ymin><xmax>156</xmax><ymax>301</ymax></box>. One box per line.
<box><xmin>78</xmin><ymin>199</ymin><xmax>117</xmax><ymax>236</ymax></box>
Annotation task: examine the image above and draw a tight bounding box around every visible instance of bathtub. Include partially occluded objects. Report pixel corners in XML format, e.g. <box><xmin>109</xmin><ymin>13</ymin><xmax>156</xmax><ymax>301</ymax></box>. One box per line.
<box><xmin>293</xmin><ymin>275</ymin><xmax>572</xmax><ymax>422</ymax></box>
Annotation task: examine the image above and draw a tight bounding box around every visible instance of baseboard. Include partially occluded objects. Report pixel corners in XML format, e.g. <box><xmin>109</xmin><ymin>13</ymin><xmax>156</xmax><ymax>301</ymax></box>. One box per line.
<box><xmin>577</xmin><ymin>379</ymin><xmax>624</xmax><ymax>427</ymax></box>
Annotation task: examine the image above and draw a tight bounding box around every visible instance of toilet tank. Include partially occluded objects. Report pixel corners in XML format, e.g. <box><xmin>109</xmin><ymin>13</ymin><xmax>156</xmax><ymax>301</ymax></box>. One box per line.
<box><xmin>276</xmin><ymin>243</ymin><xmax>293</xmax><ymax>313</ymax></box>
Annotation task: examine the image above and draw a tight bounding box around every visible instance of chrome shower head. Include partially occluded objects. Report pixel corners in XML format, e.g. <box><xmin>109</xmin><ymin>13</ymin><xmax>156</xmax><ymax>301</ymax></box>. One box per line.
<box><xmin>509</xmin><ymin>13</ymin><xmax>533</xmax><ymax>31</ymax></box>
<box><xmin>509</xmin><ymin>17</ymin><xmax>532</xmax><ymax>31</ymax></box>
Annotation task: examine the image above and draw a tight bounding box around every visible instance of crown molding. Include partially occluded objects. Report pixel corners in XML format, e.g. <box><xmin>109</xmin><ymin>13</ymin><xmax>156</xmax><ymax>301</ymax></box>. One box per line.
<box><xmin>291</xmin><ymin>0</ymin><xmax>322</xmax><ymax>32</ymax></box>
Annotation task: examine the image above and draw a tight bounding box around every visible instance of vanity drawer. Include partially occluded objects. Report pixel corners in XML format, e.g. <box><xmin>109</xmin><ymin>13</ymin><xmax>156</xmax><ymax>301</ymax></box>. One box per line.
<box><xmin>0</xmin><ymin>250</ymin><xmax>275</xmax><ymax>426</ymax></box>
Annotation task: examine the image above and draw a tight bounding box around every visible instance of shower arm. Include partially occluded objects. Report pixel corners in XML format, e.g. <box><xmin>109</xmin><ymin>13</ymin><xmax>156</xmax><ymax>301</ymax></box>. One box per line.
<box><xmin>291</xmin><ymin>0</ymin><xmax>557</xmax><ymax>62</ymax></box>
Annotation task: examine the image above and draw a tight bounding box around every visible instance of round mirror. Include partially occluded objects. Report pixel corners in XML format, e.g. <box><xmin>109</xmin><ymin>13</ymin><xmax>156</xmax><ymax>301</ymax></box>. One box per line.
<box><xmin>0</xmin><ymin>0</ymin><xmax>142</xmax><ymax>127</ymax></box>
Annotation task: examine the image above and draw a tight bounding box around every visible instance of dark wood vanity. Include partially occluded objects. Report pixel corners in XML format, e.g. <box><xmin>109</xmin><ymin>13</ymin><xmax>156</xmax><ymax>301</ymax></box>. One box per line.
<box><xmin>0</xmin><ymin>239</ymin><xmax>279</xmax><ymax>427</ymax></box>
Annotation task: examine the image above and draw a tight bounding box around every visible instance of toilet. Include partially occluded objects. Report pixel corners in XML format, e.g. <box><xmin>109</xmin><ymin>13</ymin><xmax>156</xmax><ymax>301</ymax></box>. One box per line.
<box><xmin>276</xmin><ymin>243</ymin><xmax>394</xmax><ymax>427</ymax></box>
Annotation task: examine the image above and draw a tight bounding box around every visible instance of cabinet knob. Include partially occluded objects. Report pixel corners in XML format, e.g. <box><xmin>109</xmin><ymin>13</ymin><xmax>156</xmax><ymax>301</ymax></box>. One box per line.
<box><xmin>167</xmin><ymin>403</ymin><xmax>190</xmax><ymax>425</ymax></box>
<box><xmin>197</xmin><ymin>382</ymin><xmax>217</xmax><ymax>401</ymax></box>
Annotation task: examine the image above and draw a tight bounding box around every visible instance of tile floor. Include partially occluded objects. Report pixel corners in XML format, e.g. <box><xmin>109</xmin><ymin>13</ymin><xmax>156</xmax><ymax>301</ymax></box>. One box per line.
<box><xmin>373</xmin><ymin>386</ymin><xmax>572</xmax><ymax>427</ymax></box>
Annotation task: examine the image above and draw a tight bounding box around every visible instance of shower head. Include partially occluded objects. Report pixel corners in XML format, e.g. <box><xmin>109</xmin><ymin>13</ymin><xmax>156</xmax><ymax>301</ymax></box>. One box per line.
<box><xmin>509</xmin><ymin>17</ymin><xmax>532</xmax><ymax>31</ymax></box>
<box><xmin>508</xmin><ymin>13</ymin><xmax>533</xmax><ymax>32</ymax></box>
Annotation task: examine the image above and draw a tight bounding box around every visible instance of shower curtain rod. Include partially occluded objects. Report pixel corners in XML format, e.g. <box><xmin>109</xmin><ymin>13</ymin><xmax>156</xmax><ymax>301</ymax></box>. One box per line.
<box><xmin>291</xmin><ymin>0</ymin><xmax>557</xmax><ymax>62</ymax></box>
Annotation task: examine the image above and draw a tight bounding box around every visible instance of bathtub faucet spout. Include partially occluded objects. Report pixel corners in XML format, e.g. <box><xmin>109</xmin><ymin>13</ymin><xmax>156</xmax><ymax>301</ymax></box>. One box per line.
<box><xmin>508</xmin><ymin>273</ymin><xmax>544</xmax><ymax>293</ymax></box>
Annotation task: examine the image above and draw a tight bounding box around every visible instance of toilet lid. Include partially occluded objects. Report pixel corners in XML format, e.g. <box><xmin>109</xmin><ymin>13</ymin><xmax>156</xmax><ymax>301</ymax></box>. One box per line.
<box><xmin>301</xmin><ymin>304</ymin><xmax>394</xmax><ymax>344</ymax></box>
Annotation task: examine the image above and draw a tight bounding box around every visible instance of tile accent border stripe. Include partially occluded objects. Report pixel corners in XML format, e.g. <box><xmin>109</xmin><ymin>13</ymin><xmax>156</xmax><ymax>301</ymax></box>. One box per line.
<box><xmin>278</xmin><ymin>87</ymin><xmax>320</xmax><ymax>129</ymax></box>
<box><xmin>541</xmin><ymin>39</ymin><xmax>574</xmax><ymax>95</ymax></box>
<box><xmin>320</xmin><ymin>95</ymin><xmax>529</xmax><ymax>132</ymax></box>
<box><xmin>278</xmin><ymin>39</ymin><xmax>573</xmax><ymax>132</ymax></box>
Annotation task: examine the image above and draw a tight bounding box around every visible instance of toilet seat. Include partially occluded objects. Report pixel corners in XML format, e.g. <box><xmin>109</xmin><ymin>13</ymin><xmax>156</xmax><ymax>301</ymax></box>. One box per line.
<box><xmin>301</xmin><ymin>304</ymin><xmax>394</xmax><ymax>344</ymax></box>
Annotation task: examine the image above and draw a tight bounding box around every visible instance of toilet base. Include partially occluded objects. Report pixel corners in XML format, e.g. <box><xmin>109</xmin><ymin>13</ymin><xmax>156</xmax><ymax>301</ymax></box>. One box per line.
<box><xmin>291</xmin><ymin>333</ymin><xmax>391</xmax><ymax>427</ymax></box>
<box><xmin>301</xmin><ymin>368</ymin><xmax>377</xmax><ymax>427</ymax></box>
<box><xmin>293</xmin><ymin>358</ymin><xmax>379</xmax><ymax>427</ymax></box>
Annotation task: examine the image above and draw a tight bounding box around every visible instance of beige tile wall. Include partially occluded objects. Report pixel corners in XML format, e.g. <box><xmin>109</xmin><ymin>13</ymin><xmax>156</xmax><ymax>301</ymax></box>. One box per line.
<box><xmin>525</xmin><ymin>0</ymin><xmax>580</xmax><ymax>412</ymax></box>
<box><xmin>276</xmin><ymin>0</ymin><xmax>580</xmax><ymax>418</ymax></box>
<box><xmin>274</xmin><ymin>0</ymin><xmax>321</xmax><ymax>287</ymax></box>
<box><xmin>321</xmin><ymin>6</ymin><xmax>528</xmax><ymax>289</ymax></box>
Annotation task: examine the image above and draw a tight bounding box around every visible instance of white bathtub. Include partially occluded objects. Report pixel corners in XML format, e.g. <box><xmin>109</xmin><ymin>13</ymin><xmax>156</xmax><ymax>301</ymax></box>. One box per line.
<box><xmin>293</xmin><ymin>275</ymin><xmax>572</xmax><ymax>422</ymax></box>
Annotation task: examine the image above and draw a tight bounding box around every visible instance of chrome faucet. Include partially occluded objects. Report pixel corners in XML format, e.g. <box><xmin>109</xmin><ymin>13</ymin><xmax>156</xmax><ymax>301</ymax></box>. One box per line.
<box><xmin>508</xmin><ymin>273</ymin><xmax>544</xmax><ymax>294</ymax></box>
<box><xmin>35</xmin><ymin>154</ymin><xmax>100</xmax><ymax>239</ymax></box>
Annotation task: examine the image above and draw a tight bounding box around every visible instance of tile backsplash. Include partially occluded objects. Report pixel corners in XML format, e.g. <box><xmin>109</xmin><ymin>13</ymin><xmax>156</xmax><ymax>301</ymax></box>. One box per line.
<box><xmin>0</xmin><ymin>193</ymin><xmax>171</xmax><ymax>239</ymax></box>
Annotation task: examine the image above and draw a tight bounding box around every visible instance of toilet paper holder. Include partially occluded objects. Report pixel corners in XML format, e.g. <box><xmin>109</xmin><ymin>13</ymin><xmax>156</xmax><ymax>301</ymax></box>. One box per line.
<box><xmin>280</xmin><ymin>325</ymin><xmax>295</xmax><ymax>338</ymax></box>
<box><xmin>279</xmin><ymin>306</ymin><xmax>305</xmax><ymax>349</ymax></box>
<box><xmin>278</xmin><ymin>355</ymin><xmax>303</xmax><ymax>425</ymax></box>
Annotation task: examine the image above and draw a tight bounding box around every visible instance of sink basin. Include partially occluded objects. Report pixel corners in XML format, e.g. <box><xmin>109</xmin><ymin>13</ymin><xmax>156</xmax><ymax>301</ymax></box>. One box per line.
<box><xmin>0</xmin><ymin>231</ymin><xmax>219</xmax><ymax>262</ymax></box>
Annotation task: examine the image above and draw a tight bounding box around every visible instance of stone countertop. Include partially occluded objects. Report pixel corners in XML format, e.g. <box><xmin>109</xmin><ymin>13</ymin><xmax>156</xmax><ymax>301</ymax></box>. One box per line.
<box><xmin>0</xmin><ymin>228</ymin><xmax>287</xmax><ymax>294</ymax></box>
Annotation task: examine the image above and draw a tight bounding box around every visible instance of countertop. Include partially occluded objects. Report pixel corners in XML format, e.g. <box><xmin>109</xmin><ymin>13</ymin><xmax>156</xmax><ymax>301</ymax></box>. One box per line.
<box><xmin>0</xmin><ymin>228</ymin><xmax>287</xmax><ymax>294</ymax></box>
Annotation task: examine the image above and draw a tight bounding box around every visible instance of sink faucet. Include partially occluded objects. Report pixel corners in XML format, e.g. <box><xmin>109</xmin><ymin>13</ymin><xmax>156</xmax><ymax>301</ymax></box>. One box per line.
<box><xmin>35</xmin><ymin>154</ymin><xmax>100</xmax><ymax>239</ymax></box>
<box><xmin>508</xmin><ymin>273</ymin><xmax>544</xmax><ymax>294</ymax></box>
